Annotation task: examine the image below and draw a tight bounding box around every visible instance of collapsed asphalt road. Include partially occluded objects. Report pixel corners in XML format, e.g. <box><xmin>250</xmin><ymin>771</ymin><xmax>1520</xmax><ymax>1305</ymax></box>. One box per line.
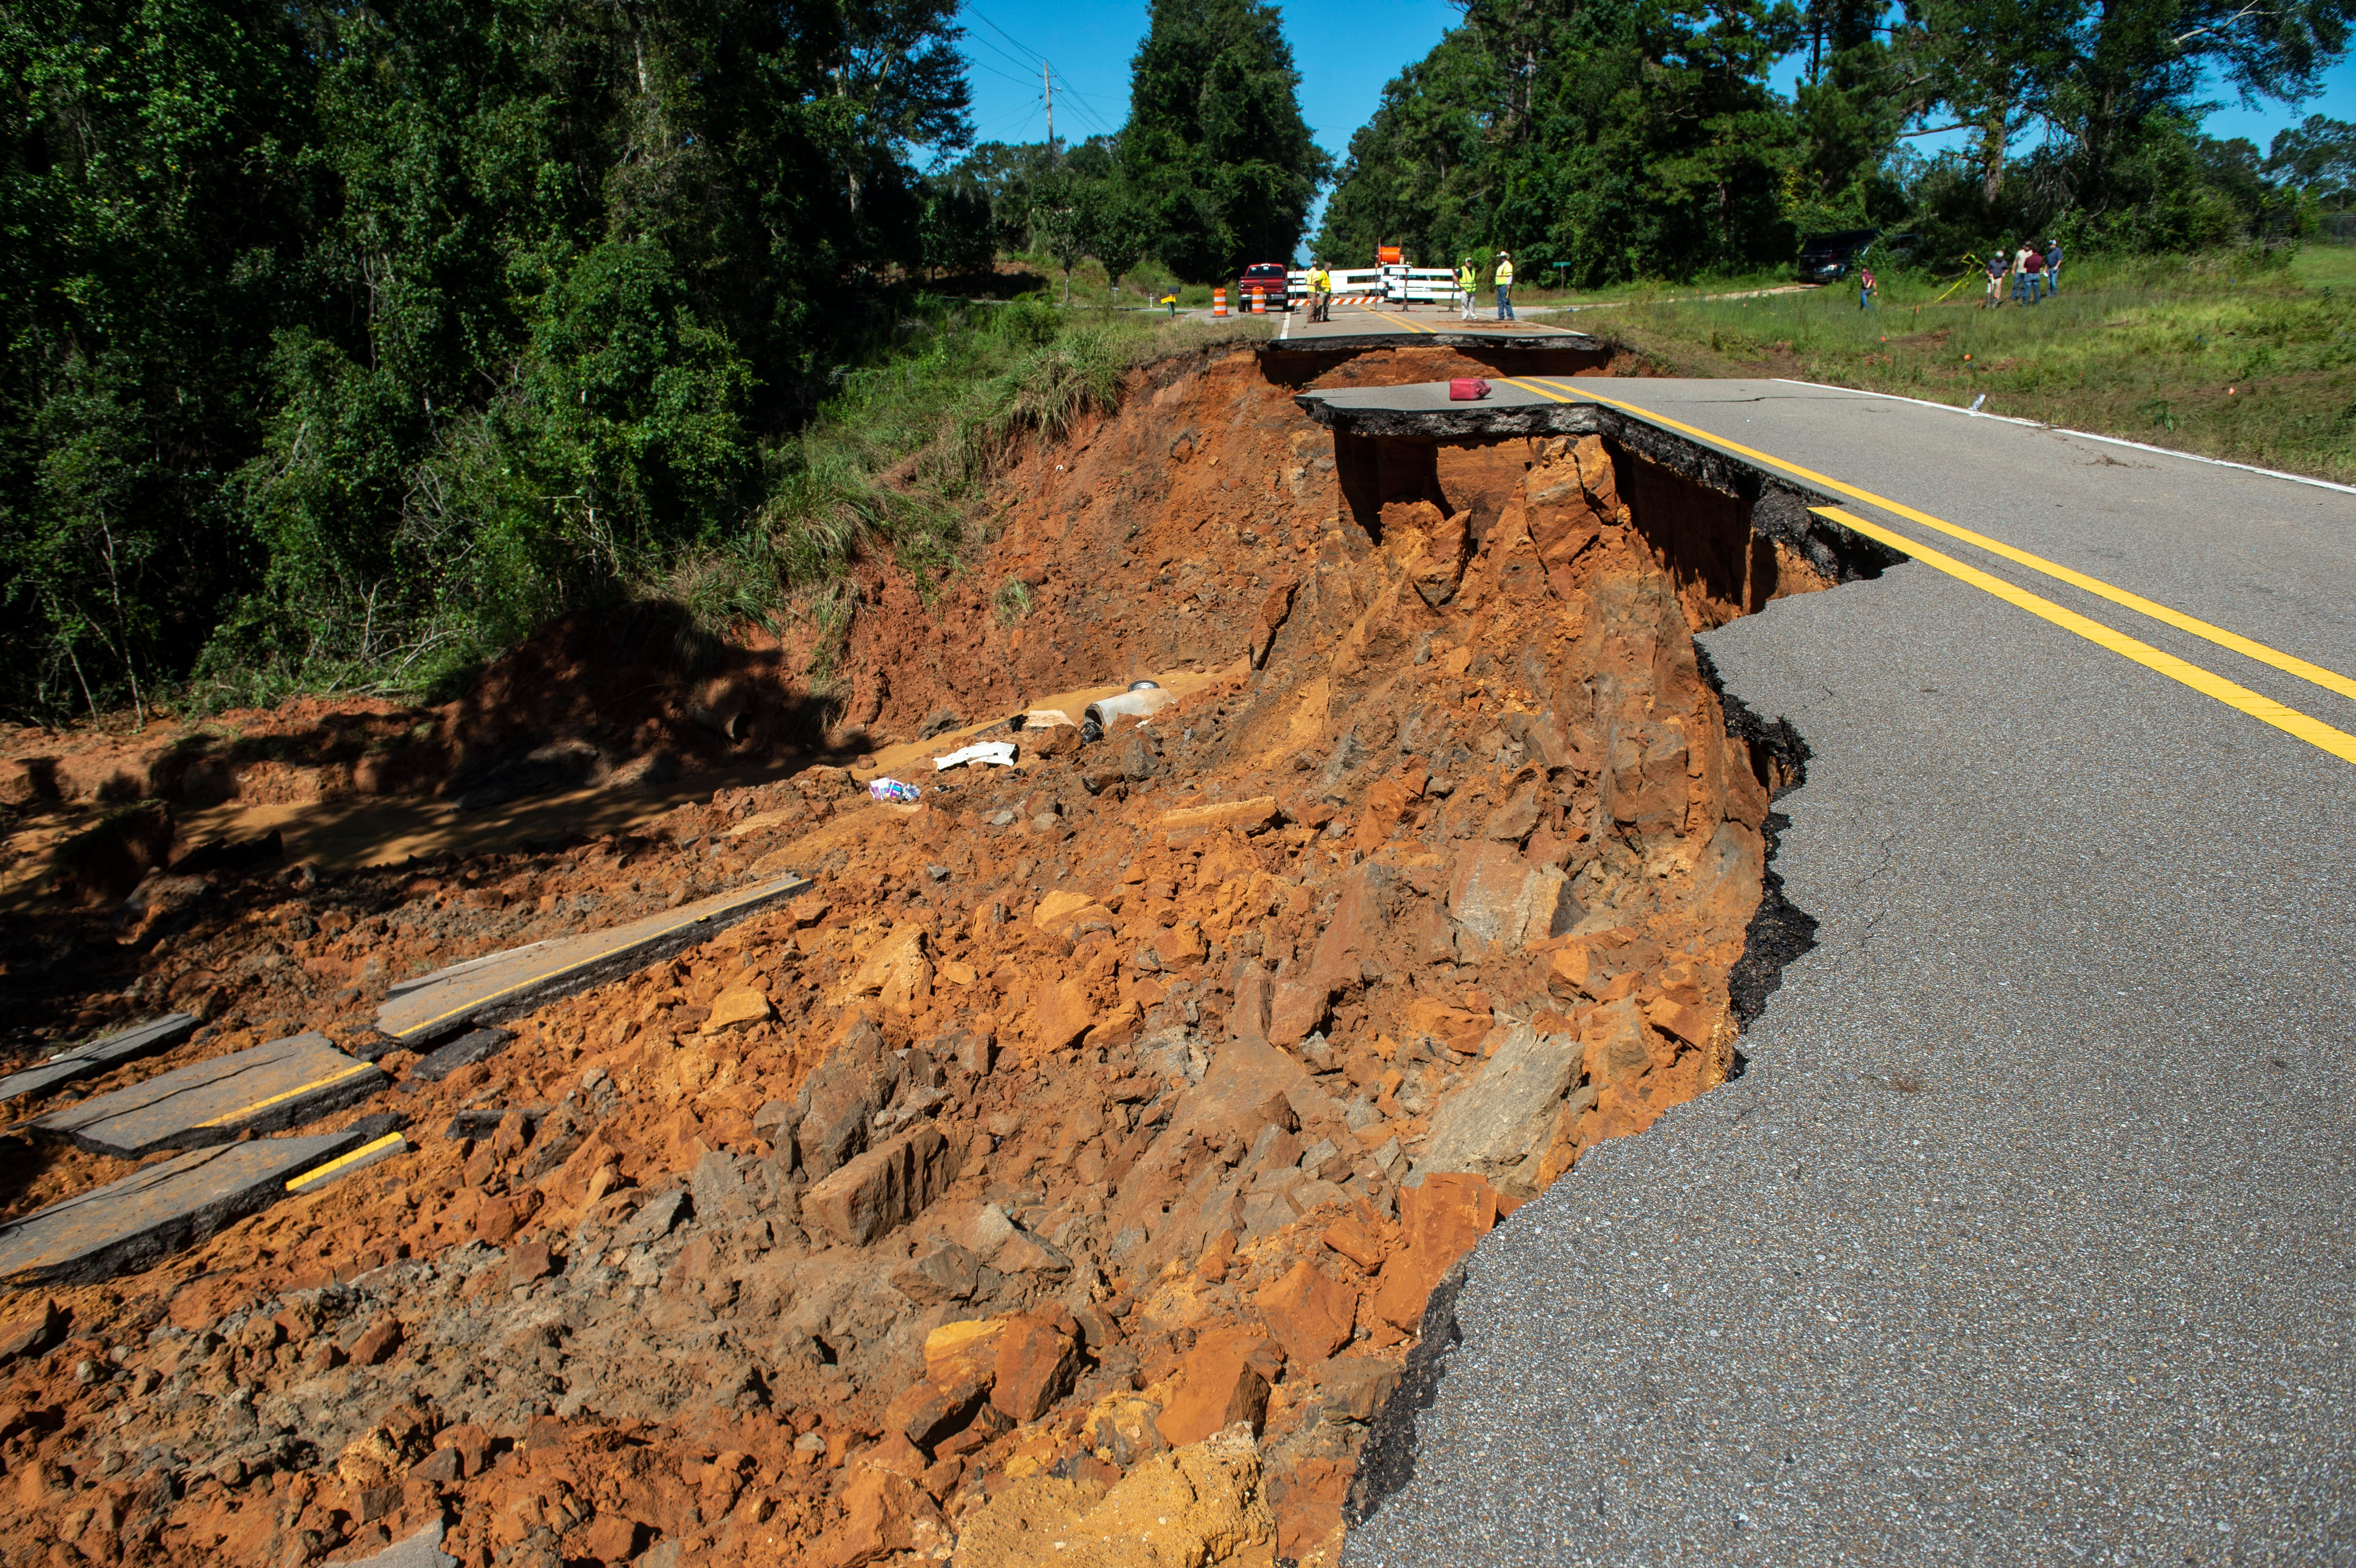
<box><xmin>1339</xmin><ymin>381</ymin><xmax>2356</xmax><ymax>1563</ymax></box>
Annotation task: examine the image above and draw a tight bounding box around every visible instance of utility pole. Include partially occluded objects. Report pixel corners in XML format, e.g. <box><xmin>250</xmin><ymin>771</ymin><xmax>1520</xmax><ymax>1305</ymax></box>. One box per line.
<box><xmin>1044</xmin><ymin>60</ymin><xmax>1055</xmax><ymax>164</ymax></box>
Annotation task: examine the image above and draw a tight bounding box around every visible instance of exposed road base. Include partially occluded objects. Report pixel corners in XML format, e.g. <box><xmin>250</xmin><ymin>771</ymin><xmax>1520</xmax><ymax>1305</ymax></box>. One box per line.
<box><xmin>1295</xmin><ymin>380</ymin><xmax>1905</xmax><ymax>589</ymax></box>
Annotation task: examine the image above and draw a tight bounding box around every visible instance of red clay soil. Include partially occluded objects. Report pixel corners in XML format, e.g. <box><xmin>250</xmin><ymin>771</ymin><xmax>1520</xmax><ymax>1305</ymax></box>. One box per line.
<box><xmin>0</xmin><ymin>341</ymin><xmax>1830</xmax><ymax>1568</ymax></box>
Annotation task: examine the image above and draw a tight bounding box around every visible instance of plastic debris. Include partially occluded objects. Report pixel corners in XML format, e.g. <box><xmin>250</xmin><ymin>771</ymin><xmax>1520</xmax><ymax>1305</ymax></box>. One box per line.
<box><xmin>1083</xmin><ymin>686</ymin><xmax>1178</xmax><ymax>731</ymax></box>
<box><xmin>868</xmin><ymin>778</ymin><xmax>922</xmax><ymax>804</ymax></box>
<box><xmin>934</xmin><ymin>741</ymin><xmax>1017</xmax><ymax>771</ymax></box>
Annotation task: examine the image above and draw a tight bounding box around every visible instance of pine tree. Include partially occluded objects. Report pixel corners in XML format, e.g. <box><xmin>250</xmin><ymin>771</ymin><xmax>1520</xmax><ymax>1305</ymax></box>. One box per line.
<box><xmin>1118</xmin><ymin>0</ymin><xmax>1332</xmax><ymax>281</ymax></box>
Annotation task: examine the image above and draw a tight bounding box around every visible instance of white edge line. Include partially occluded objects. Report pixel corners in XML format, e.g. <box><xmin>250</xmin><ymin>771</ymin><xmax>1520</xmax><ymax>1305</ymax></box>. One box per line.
<box><xmin>1770</xmin><ymin>378</ymin><xmax>2356</xmax><ymax>497</ymax></box>
<box><xmin>1280</xmin><ymin>305</ymin><xmax>1292</xmax><ymax>341</ymax></box>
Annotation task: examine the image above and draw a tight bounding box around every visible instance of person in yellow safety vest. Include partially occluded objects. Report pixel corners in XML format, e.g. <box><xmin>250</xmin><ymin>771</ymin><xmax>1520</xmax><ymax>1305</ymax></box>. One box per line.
<box><xmin>1309</xmin><ymin>262</ymin><xmax>1331</xmax><ymax>322</ymax></box>
<box><xmin>1494</xmin><ymin>251</ymin><xmax>1516</xmax><ymax>321</ymax></box>
<box><xmin>1457</xmin><ymin>256</ymin><xmax>1477</xmax><ymax>322</ymax></box>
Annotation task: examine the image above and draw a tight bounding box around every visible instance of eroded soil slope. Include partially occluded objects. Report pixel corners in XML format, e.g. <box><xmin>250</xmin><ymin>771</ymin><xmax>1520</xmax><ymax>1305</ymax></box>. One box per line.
<box><xmin>0</xmin><ymin>344</ymin><xmax>1833</xmax><ymax>1568</ymax></box>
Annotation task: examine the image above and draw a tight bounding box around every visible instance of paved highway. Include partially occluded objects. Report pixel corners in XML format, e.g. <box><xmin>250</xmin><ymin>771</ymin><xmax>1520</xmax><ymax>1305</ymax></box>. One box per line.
<box><xmin>1342</xmin><ymin>378</ymin><xmax>2356</xmax><ymax>1564</ymax></box>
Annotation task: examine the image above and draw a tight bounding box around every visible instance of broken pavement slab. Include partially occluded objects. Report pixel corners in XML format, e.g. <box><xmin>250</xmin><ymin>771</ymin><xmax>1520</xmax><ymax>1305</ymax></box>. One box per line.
<box><xmin>0</xmin><ymin>1123</ymin><xmax>389</xmax><ymax>1286</ymax></box>
<box><xmin>401</xmin><ymin>1025</ymin><xmax>515</xmax><ymax>1087</ymax></box>
<box><xmin>285</xmin><ymin>1130</ymin><xmax>409</xmax><ymax>1195</ymax></box>
<box><xmin>373</xmin><ymin>871</ymin><xmax>813</xmax><ymax>1050</ymax></box>
<box><xmin>30</xmin><ymin>1031</ymin><xmax>386</xmax><ymax>1158</ymax></box>
<box><xmin>0</xmin><ymin>1012</ymin><xmax>198</xmax><ymax>1107</ymax></box>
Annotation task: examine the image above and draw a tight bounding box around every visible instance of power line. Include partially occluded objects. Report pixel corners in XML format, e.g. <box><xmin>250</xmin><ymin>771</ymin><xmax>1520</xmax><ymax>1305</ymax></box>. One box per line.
<box><xmin>965</xmin><ymin>56</ymin><xmax>1038</xmax><ymax>91</ymax></box>
<box><xmin>965</xmin><ymin>6</ymin><xmax>1048</xmax><ymax>65</ymax></box>
<box><xmin>964</xmin><ymin>26</ymin><xmax>1045</xmax><ymax>82</ymax></box>
<box><xmin>1047</xmin><ymin>69</ymin><xmax>1118</xmax><ymax>138</ymax></box>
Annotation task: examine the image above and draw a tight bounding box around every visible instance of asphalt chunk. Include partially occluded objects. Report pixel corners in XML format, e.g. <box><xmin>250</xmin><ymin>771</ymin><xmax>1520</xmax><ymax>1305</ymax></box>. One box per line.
<box><xmin>30</xmin><ymin>1031</ymin><xmax>385</xmax><ymax>1158</ymax></box>
<box><xmin>0</xmin><ymin>1013</ymin><xmax>198</xmax><ymax>1107</ymax></box>
<box><xmin>373</xmin><ymin>871</ymin><xmax>812</xmax><ymax>1050</ymax></box>
<box><xmin>0</xmin><ymin>1127</ymin><xmax>380</xmax><ymax>1286</ymax></box>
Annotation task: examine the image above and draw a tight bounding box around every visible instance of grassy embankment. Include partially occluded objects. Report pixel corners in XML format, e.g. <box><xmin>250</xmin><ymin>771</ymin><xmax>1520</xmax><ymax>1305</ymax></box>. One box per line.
<box><xmin>1580</xmin><ymin>247</ymin><xmax>2356</xmax><ymax>484</ymax></box>
<box><xmin>549</xmin><ymin>302</ymin><xmax>1274</xmax><ymax>691</ymax></box>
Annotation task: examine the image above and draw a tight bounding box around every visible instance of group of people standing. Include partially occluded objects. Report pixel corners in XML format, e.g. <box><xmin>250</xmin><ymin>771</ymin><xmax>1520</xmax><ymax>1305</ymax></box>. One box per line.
<box><xmin>1299</xmin><ymin>250</ymin><xmax>1521</xmax><ymax>323</ymax></box>
<box><xmin>1985</xmin><ymin>240</ymin><xmax>2064</xmax><ymax>305</ymax></box>
<box><xmin>1462</xmin><ymin>252</ymin><xmax>1514</xmax><ymax>320</ymax></box>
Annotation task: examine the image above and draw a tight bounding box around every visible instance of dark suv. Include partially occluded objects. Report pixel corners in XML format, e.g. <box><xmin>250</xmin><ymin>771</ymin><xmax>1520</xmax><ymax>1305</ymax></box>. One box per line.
<box><xmin>1797</xmin><ymin>230</ymin><xmax>1878</xmax><ymax>283</ymax></box>
<box><xmin>1233</xmin><ymin>262</ymin><xmax>1293</xmax><ymax>311</ymax></box>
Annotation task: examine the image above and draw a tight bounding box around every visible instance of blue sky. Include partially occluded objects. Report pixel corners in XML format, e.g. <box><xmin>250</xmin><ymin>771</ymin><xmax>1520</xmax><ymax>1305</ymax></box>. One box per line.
<box><xmin>948</xmin><ymin>0</ymin><xmax>2356</xmax><ymax>230</ymax></box>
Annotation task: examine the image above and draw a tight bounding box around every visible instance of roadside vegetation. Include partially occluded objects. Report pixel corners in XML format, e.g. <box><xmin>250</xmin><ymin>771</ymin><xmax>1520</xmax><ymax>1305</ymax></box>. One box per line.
<box><xmin>661</xmin><ymin>303</ymin><xmax>1267</xmax><ymax>682</ymax></box>
<box><xmin>1597</xmin><ymin>245</ymin><xmax>2356</xmax><ymax>483</ymax></box>
<box><xmin>0</xmin><ymin>0</ymin><xmax>1302</xmax><ymax>730</ymax></box>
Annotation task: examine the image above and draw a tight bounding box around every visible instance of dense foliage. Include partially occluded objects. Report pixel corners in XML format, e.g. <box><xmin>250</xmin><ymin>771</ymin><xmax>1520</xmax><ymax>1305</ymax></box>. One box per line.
<box><xmin>1315</xmin><ymin>0</ymin><xmax>2356</xmax><ymax>283</ymax></box>
<box><xmin>934</xmin><ymin>0</ymin><xmax>1332</xmax><ymax>286</ymax></box>
<box><xmin>1117</xmin><ymin>0</ymin><xmax>1332</xmax><ymax>279</ymax></box>
<box><xmin>0</xmin><ymin>0</ymin><xmax>974</xmax><ymax>720</ymax></box>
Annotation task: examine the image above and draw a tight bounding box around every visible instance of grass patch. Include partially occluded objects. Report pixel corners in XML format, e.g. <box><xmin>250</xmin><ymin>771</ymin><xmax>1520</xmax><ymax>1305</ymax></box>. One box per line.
<box><xmin>665</xmin><ymin>302</ymin><xmax>1271</xmax><ymax>646</ymax></box>
<box><xmin>1601</xmin><ymin>246</ymin><xmax>2356</xmax><ymax>483</ymax></box>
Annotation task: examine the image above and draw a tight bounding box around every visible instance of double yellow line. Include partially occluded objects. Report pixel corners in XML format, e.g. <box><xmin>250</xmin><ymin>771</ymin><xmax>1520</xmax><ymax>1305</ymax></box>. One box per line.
<box><xmin>1494</xmin><ymin>374</ymin><xmax>2356</xmax><ymax>767</ymax></box>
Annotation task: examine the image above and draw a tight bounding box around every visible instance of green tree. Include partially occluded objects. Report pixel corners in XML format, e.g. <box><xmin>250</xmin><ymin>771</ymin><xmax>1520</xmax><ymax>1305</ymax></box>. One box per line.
<box><xmin>1082</xmin><ymin>183</ymin><xmax>1153</xmax><ymax>305</ymax></box>
<box><xmin>1118</xmin><ymin>0</ymin><xmax>1333</xmax><ymax>280</ymax></box>
<box><xmin>0</xmin><ymin>0</ymin><xmax>978</xmax><ymax>717</ymax></box>
<box><xmin>1032</xmin><ymin>172</ymin><xmax>1091</xmax><ymax>305</ymax></box>
<box><xmin>2267</xmin><ymin>113</ymin><xmax>2356</xmax><ymax>207</ymax></box>
<box><xmin>1313</xmin><ymin>30</ymin><xmax>1495</xmax><ymax>266</ymax></box>
<box><xmin>1320</xmin><ymin>0</ymin><xmax>1806</xmax><ymax>286</ymax></box>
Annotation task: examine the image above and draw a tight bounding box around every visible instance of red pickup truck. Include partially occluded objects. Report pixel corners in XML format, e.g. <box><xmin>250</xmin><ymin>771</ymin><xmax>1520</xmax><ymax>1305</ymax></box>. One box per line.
<box><xmin>1233</xmin><ymin>262</ymin><xmax>1294</xmax><ymax>312</ymax></box>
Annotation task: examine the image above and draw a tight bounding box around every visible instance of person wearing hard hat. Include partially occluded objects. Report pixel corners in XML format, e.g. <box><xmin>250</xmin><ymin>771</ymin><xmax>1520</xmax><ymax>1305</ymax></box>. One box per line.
<box><xmin>1457</xmin><ymin>255</ymin><xmax>1478</xmax><ymax>321</ymax></box>
<box><xmin>1309</xmin><ymin>260</ymin><xmax>1332</xmax><ymax>322</ymax></box>
<box><xmin>1494</xmin><ymin>251</ymin><xmax>1516</xmax><ymax>321</ymax></box>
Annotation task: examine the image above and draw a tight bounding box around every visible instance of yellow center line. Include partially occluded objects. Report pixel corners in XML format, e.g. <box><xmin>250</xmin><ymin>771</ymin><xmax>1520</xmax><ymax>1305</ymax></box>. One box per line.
<box><xmin>194</xmin><ymin>1060</ymin><xmax>379</xmax><ymax>1129</ymax></box>
<box><xmin>1493</xmin><ymin>374</ymin><xmax>2356</xmax><ymax>767</ymax></box>
<box><xmin>1364</xmin><ymin>307</ymin><xmax>1436</xmax><ymax>335</ymax></box>
<box><xmin>287</xmin><ymin>1132</ymin><xmax>406</xmax><ymax>1192</ymax></box>
<box><xmin>1510</xmin><ymin>375</ymin><xmax>2356</xmax><ymax>708</ymax></box>
<box><xmin>1808</xmin><ymin>508</ymin><xmax>2356</xmax><ymax>767</ymax></box>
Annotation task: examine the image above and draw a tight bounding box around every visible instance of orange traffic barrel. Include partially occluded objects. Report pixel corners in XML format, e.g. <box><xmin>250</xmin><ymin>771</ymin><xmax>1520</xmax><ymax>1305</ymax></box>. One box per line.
<box><xmin>1251</xmin><ymin>288</ymin><xmax>1265</xmax><ymax>314</ymax></box>
<box><xmin>1213</xmin><ymin>287</ymin><xmax>1226</xmax><ymax>317</ymax></box>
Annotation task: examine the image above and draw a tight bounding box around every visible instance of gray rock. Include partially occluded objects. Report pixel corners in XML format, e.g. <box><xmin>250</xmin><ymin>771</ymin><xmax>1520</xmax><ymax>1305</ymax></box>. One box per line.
<box><xmin>1313</xmin><ymin>1357</ymin><xmax>1404</xmax><ymax>1426</ymax></box>
<box><xmin>613</xmin><ymin>1188</ymin><xmax>692</xmax><ymax>1250</ymax></box>
<box><xmin>801</xmin><ymin>1125</ymin><xmax>949</xmax><ymax>1245</ymax></box>
<box><xmin>891</xmin><ymin>1241</ymin><xmax>980</xmax><ymax>1305</ymax></box>
<box><xmin>794</xmin><ymin>1016</ymin><xmax>899</xmax><ymax>1178</ymax></box>
<box><xmin>1417</xmin><ymin>1022</ymin><xmax>1580</xmax><ymax>1196</ymax></box>
<box><xmin>345</xmin><ymin>1519</ymin><xmax>458</xmax><ymax>1567</ymax></box>
<box><xmin>993</xmin><ymin>1226</ymin><xmax>1070</xmax><ymax>1275</ymax></box>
